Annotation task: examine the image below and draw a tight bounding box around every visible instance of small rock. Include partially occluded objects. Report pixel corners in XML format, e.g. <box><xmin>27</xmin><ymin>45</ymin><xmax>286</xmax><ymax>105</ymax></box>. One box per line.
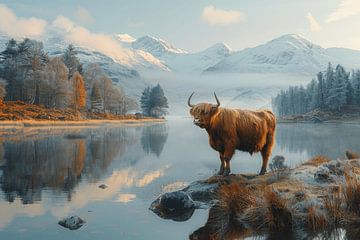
<box><xmin>149</xmin><ymin>191</ymin><xmax>195</xmax><ymax>222</ymax></box>
<box><xmin>58</xmin><ymin>215</ymin><xmax>85</xmax><ymax>230</ymax></box>
<box><xmin>314</xmin><ymin>167</ymin><xmax>332</xmax><ymax>182</ymax></box>
<box><xmin>98</xmin><ymin>184</ymin><xmax>107</xmax><ymax>189</ymax></box>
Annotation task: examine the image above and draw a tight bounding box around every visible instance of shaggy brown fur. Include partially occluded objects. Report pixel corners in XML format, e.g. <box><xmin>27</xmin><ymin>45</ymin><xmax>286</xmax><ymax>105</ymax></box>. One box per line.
<box><xmin>189</xmin><ymin>94</ymin><xmax>276</xmax><ymax>176</ymax></box>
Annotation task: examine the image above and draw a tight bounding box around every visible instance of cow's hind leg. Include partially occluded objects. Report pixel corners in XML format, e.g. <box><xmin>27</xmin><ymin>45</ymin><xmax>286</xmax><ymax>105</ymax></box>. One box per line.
<box><xmin>260</xmin><ymin>133</ymin><xmax>275</xmax><ymax>175</ymax></box>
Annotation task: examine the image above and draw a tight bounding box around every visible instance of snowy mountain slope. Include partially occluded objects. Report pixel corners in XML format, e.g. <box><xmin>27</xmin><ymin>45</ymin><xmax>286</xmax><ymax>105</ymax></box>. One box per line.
<box><xmin>161</xmin><ymin>42</ymin><xmax>233</xmax><ymax>72</ymax></box>
<box><xmin>205</xmin><ymin>34</ymin><xmax>359</xmax><ymax>75</ymax></box>
<box><xmin>132</xmin><ymin>35</ymin><xmax>232</xmax><ymax>72</ymax></box>
<box><xmin>132</xmin><ymin>35</ymin><xmax>187</xmax><ymax>58</ymax></box>
<box><xmin>325</xmin><ymin>47</ymin><xmax>360</xmax><ymax>70</ymax></box>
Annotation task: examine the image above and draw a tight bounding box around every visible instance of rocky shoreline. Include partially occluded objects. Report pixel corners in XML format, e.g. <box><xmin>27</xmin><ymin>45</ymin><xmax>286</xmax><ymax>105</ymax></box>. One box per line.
<box><xmin>150</xmin><ymin>153</ymin><xmax>360</xmax><ymax>239</ymax></box>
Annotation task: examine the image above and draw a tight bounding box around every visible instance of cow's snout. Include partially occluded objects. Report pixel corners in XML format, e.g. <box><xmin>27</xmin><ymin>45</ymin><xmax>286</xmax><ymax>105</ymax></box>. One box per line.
<box><xmin>193</xmin><ymin>118</ymin><xmax>201</xmax><ymax>125</ymax></box>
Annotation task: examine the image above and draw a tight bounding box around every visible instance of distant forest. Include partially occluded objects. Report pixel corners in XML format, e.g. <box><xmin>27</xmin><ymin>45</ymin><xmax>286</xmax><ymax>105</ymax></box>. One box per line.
<box><xmin>0</xmin><ymin>38</ymin><xmax>138</xmax><ymax>115</ymax></box>
<box><xmin>272</xmin><ymin>63</ymin><xmax>360</xmax><ymax>116</ymax></box>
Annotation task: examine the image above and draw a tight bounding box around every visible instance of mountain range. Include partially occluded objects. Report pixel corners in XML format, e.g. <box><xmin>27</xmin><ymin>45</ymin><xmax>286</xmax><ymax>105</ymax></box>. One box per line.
<box><xmin>1</xmin><ymin>32</ymin><xmax>360</xmax><ymax>114</ymax></box>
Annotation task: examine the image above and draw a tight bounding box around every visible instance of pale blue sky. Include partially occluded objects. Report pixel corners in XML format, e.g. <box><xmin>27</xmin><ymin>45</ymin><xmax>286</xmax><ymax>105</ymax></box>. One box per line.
<box><xmin>1</xmin><ymin>0</ymin><xmax>360</xmax><ymax>52</ymax></box>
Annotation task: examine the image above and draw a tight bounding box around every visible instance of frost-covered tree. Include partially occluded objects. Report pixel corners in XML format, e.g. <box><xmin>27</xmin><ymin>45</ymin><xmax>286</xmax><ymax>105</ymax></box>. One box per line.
<box><xmin>19</xmin><ymin>39</ymin><xmax>49</xmax><ymax>105</ymax></box>
<box><xmin>140</xmin><ymin>87</ymin><xmax>151</xmax><ymax>116</ymax></box>
<box><xmin>83</xmin><ymin>63</ymin><xmax>104</xmax><ymax>110</ymax></box>
<box><xmin>324</xmin><ymin>63</ymin><xmax>335</xmax><ymax>108</ymax></box>
<box><xmin>0</xmin><ymin>78</ymin><xmax>7</xmax><ymax>101</ymax></box>
<box><xmin>352</xmin><ymin>70</ymin><xmax>360</xmax><ymax>104</ymax></box>
<box><xmin>46</xmin><ymin>57</ymin><xmax>70</xmax><ymax>108</ymax></box>
<box><xmin>326</xmin><ymin>65</ymin><xmax>348</xmax><ymax>111</ymax></box>
<box><xmin>0</xmin><ymin>39</ymin><xmax>19</xmax><ymax>100</ymax></box>
<box><xmin>90</xmin><ymin>81</ymin><xmax>103</xmax><ymax>112</ymax></box>
<box><xmin>272</xmin><ymin>63</ymin><xmax>360</xmax><ymax>116</ymax></box>
<box><xmin>99</xmin><ymin>75</ymin><xmax>113</xmax><ymax>113</ymax></box>
<box><xmin>149</xmin><ymin>84</ymin><xmax>168</xmax><ymax>117</ymax></box>
<box><xmin>63</xmin><ymin>44</ymin><xmax>82</xmax><ymax>79</ymax></box>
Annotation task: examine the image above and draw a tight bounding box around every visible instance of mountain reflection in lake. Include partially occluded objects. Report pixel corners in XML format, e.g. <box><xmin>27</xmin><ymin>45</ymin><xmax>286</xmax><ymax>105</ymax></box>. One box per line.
<box><xmin>0</xmin><ymin>120</ymin><xmax>359</xmax><ymax>239</ymax></box>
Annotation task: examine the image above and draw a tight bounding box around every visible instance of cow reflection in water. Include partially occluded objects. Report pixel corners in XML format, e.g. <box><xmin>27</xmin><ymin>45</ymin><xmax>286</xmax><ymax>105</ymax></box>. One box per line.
<box><xmin>0</xmin><ymin>128</ymin><xmax>134</xmax><ymax>204</ymax></box>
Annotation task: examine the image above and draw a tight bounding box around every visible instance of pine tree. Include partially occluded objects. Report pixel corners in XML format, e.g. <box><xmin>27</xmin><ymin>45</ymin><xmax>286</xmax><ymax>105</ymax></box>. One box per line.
<box><xmin>140</xmin><ymin>87</ymin><xmax>151</xmax><ymax>116</ymax></box>
<box><xmin>149</xmin><ymin>84</ymin><xmax>169</xmax><ymax>117</ymax></box>
<box><xmin>0</xmin><ymin>39</ymin><xmax>18</xmax><ymax>100</ymax></box>
<box><xmin>326</xmin><ymin>65</ymin><xmax>348</xmax><ymax>111</ymax></box>
<box><xmin>307</xmin><ymin>79</ymin><xmax>318</xmax><ymax>110</ymax></box>
<box><xmin>352</xmin><ymin>70</ymin><xmax>360</xmax><ymax>105</ymax></box>
<box><xmin>317</xmin><ymin>72</ymin><xmax>325</xmax><ymax>109</ymax></box>
<box><xmin>63</xmin><ymin>44</ymin><xmax>82</xmax><ymax>79</ymax></box>
<box><xmin>71</xmin><ymin>71</ymin><xmax>86</xmax><ymax>111</ymax></box>
<box><xmin>324</xmin><ymin>63</ymin><xmax>335</xmax><ymax>108</ymax></box>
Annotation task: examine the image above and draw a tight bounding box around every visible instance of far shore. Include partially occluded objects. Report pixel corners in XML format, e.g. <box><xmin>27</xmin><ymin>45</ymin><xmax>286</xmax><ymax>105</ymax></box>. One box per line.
<box><xmin>0</xmin><ymin>118</ymin><xmax>166</xmax><ymax>129</ymax></box>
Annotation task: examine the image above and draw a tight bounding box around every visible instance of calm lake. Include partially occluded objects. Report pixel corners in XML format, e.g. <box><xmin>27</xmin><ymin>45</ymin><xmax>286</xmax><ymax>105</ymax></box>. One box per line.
<box><xmin>0</xmin><ymin>119</ymin><xmax>360</xmax><ymax>240</ymax></box>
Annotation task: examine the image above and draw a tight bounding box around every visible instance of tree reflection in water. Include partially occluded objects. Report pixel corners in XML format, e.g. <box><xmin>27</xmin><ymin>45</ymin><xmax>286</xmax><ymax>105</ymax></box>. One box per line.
<box><xmin>141</xmin><ymin>124</ymin><xmax>168</xmax><ymax>157</ymax></box>
<box><xmin>0</xmin><ymin>127</ymin><xmax>141</xmax><ymax>204</ymax></box>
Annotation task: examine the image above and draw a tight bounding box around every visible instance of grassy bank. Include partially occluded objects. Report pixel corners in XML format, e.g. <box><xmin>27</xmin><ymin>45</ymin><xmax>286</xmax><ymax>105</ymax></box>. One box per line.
<box><xmin>0</xmin><ymin>101</ymin><xmax>164</xmax><ymax>123</ymax></box>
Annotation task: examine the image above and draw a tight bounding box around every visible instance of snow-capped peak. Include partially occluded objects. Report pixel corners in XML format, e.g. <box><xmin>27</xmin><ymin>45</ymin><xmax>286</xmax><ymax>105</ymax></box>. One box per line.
<box><xmin>201</xmin><ymin>43</ymin><xmax>233</xmax><ymax>56</ymax></box>
<box><xmin>267</xmin><ymin>34</ymin><xmax>321</xmax><ymax>51</ymax></box>
<box><xmin>132</xmin><ymin>35</ymin><xmax>187</xmax><ymax>57</ymax></box>
<box><xmin>115</xmin><ymin>33</ymin><xmax>136</xmax><ymax>43</ymax></box>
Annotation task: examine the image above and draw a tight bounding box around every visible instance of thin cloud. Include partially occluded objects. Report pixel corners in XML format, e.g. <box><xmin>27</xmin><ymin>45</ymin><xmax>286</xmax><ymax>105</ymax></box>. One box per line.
<box><xmin>201</xmin><ymin>5</ymin><xmax>245</xmax><ymax>26</ymax></box>
<box><xmin>52</xmin><ymin>15</ymin><xmax>134</xmax><ymax>65</ymax></box>
<box><xmin>0</xmin><ymin>4</ymin><xmax>47</xmax><ymax>38</ymax></box>
<box><xmin>306</xmin><ymin>13</ymin><xmax>321</xmax><ymax>32</ymax></box>
<box><xmin>326</xmin><ymin>0</ymin><xmax>360</xmax><ymax>22</ymax></box>
<box><xmin>75</xmin><ymin>6</ymin><xmax>94</xmax><ymax>24</ymax></box>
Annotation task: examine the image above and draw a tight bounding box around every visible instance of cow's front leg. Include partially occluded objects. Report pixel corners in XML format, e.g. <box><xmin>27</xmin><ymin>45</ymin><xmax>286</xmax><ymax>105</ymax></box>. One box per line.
<box><xmin>222</xmin><ymin>146</ymin><xmax>235</xmax><ymax>176</ymax></box>
<box><xmin>217</xmin><ymin>154</ymin><xmax>225</xmax><ymax>175</ymax></box>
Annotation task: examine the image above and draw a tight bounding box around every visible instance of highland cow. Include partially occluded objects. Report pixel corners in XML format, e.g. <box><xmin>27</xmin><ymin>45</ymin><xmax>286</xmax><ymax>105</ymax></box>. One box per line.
<box><xmin>188</xmin><ymin>92</ymin><xmax>276</xmax><ymax>176</ymax></box>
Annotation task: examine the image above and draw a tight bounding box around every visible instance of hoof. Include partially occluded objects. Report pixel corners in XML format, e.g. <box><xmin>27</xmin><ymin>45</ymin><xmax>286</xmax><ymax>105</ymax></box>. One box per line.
<box><xmin>259</xmin><ymin>169</ymin><xmax>266</xmax><ymax>175</ymax></box>
<box><xmin>216</xmin><ymin>169</ymin><xmax>224</xmax><ymax>175</ymax></box>
<box><xmin>223</xmin><ymin>169</ymin><xmax>231</xmax><ymax>176</ymax></box>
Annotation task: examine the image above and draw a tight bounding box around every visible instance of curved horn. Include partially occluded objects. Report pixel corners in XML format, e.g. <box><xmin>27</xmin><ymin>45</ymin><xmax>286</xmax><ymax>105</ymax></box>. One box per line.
<box><xmin>214</xmin><ymin>92</ymin><xmax>220</xmax><ymax>107</ymax></box>
<box><xmin>188</xmin><ymin>92</ymin><xmax>195</xmax><ymax>107</ymax></box>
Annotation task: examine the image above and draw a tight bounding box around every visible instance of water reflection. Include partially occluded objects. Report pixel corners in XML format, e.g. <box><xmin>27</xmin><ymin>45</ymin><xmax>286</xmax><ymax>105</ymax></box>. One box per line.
<box><xmin>0</xmin><ymin>124</ymin><xmax>168</xmax><ymax>206</ymax></box>
<box><xmin>0</xmin><ymin>121</ymin><xmax>360</xmax><ymax>239</ymax></box>
<box><xmin>141</xmin><ymin>124</ymin><xmax>168</xmax><ymax>157</ymax></box>
<box><xmin>276</xmin><ymin>124</ymin><xmax>360</xmax><ymax>160</ymax></box>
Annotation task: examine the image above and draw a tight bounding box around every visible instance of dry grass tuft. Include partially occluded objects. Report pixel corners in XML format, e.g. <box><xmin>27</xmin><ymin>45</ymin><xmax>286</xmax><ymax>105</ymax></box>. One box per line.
<box><xmin>302</xmin><ymin>155</ymin><xmax>330</xmax><ymax>167</ymax></box>
<box><xmin>216</xmin><ymin>182</ymin><xmax>255</xmax><ymax>214</ymax></box>
<box><xmin>240</xmin><ymin>187</ymin><xmax>293</xmax><ymax>235</ymax></box>
<box><xmin>346</xmin><ymin>150</ymin><xmax>360</xmax><ymax>160</ymax></box>
<box><xmin>323</xmin><ymin>191</ymin><xmax>343</xmax><ymax>226</ymax></box>
<box><xmin>306</xmin><ymin>206</ymin><xmax>328</xmax><ymax>232</ymax></box>
<box><xmin>343</xmin><ymin>173</ymin><xmax>360</xmax><ymax>216</ymax></box>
